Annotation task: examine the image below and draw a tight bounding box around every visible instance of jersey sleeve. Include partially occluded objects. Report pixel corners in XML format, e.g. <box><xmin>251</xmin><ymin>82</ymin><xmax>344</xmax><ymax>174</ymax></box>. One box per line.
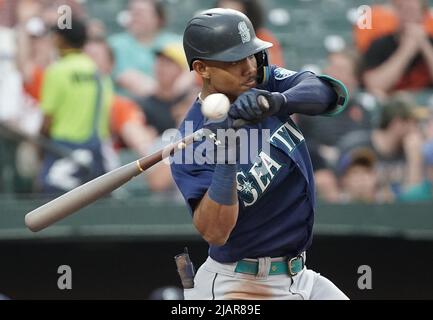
<box><xmin>260</xmin><ymin>65</ymin><xmax>303</xmax><ymax>92</ymax></box>
<box><xmin>261</xmin><ymin>65</ymin><xmax>348</xmax><ymax>118</ymax></box>
<box><xmin>316</xmin><ymin>75</ymin><xmax>349</xmax><ymax>116</ymax></box>
<box><xmin>171</xmin><ymin>160</ymin><xmax>214</xmax><ymax>214</ymax></box>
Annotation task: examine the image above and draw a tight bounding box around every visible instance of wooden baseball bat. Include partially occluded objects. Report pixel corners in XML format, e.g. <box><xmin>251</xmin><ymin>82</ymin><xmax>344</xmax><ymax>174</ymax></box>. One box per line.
<box><xmin>24</xmin><ymin>129</ymin><xmax>204</xmax><ymax>232</ymax></box>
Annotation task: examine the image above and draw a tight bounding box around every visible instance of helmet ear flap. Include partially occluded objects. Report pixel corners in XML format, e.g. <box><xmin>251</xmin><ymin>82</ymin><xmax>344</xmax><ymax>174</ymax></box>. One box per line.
<box><xmin>255</xmin><ymin>50</ymin><xmax>269</xmax><ymax>84</ymax></box>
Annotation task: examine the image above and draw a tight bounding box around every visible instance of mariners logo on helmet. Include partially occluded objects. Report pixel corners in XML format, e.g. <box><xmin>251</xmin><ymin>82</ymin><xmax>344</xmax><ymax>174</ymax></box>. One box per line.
<box><xmin>238</xmin><ymin>21</ymin><xmax>251</xmax><ymax>44</ymax></box>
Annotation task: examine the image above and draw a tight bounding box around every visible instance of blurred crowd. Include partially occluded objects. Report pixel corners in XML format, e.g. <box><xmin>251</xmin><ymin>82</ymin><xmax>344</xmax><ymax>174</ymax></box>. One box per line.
<box><xmin>0</xmin><ymin>0</ymin><xmax>432</xmax><ymax>204</ymax></box>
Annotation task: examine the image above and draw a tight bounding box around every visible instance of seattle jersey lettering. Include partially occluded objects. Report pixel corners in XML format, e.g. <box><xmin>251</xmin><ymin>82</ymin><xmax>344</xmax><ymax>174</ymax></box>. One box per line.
<box><xmin>237</xmin><ymin>120</ymin><xmax>305</xmax><ymax>207</ymax></box>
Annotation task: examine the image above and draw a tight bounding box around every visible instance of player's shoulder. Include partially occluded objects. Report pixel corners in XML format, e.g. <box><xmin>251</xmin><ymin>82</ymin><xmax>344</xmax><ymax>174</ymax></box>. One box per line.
<box><xmin>258</xmin><ymin>65</ymin><xmax>311</xmax><ymax>90</ymax></box>
<box><xmin>272</xmin><ymin>66</ymin><xmax>298</xmax><ymax>80</ymax></box>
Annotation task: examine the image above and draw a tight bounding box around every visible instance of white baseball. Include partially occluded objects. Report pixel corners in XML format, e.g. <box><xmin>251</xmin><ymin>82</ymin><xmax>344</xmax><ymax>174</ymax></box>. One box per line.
<box><xmin>201</xmin><ymin>93</ymin><xmax>230</xmax><ymax>120</ymax></box>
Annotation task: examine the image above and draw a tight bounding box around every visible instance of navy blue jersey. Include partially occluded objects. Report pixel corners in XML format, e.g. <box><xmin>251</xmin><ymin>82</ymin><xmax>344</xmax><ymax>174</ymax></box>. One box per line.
<box><xmin>171</xmin><ymin>65</ymin><xmax>344</xmax><ymax>263</ymax></box>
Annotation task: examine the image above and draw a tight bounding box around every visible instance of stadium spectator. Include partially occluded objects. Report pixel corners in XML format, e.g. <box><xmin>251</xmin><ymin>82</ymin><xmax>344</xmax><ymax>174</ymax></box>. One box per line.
<box><xmin>354</xmin><ymin>0</ymin><xmax>433</xmax><ymax>53</ymax></box>
<box><xmin>0</xmin><ymin>0</ymin><xmax>15</xmax><ymax>27</ymax></box>
<box><xmin>0</xmin><ymin>0</ymin><xmax>44</xmax><ymax>193</ymax></box>
<box><xmin>84</xmin><ymin>38</ymin><xmax>157</xmax><ymax>157</ymax></box>
<box><xmin>108</xmin><ymin>0</ymin><xmax>180</xmax><ymax>98</ymax></box>
<box><xmin>38</xmin><ymin>18</ymin><xmax>115</xmax><ymax>194</ymax></box>
<box><xmin>87</xmin><ymin>18</ymin><xmax>106</xmax><ymax>40</ymax></box>
<box><xmin>337</xmin><ymin>147</ymin><xmax>392</xmax><ymax>203</ymax></box>
<box><xmin>360</xmin><ymin>0</ymin><xmax>433</xmax><ymax>99</ymax></box>
<box><xmin>136</xmin><ymin>42</ymin><xmax>196</xmax><ymax>135</ymax></box>
<box><xmin>135</xmin><ymin>42</ymin><xmax>197</xmax><ymax>193</ymax></box>
<box><xmin>86</xmin><ymin>38</ymin><xmax>184</xmax><ymax>194</ymax></box>
<box><xmin>338</xmin><ymin>93</ymin><xmax>432</xmax><ymax>202</ymax></box>
<box><xmin>15</xmin><ymin>0</ymin><xmax>87</xmax><ymax>102</ymax></box>
<box><xmin>15</xmin><ymin>0</ymin><xmax>55</xmax><ymax>102</ymax></box>
<box><xmin>0</xmin><ymin>20</ymin><xmax>23</xmax><ymax>192</ymax></box>
<box><xmin>16</xmin><ymin>29</ymin><xmax>157</xmax><ymax>177</ymax></box>
<box><xmin>215</xmin><ymin>0</ymin><xmax>285</xmax><ymax>66</ymax></box>
<box><xmin>354</xmin><ymin>4</ymin><xmax>397</xmax><ymax>54</ymax></box>
<box><xmin>0</xmin><ymin>15</ymin><xmax>23</xmax><ymax>125</ymax></box>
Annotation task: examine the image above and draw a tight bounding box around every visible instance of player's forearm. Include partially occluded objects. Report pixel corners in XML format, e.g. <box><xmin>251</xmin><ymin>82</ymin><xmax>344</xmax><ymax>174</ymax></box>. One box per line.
<box><xmin>193</xmin><ymin>164</ymin><xmax>238</xmax><ymax>246</ymax></box>
<box><xmin>276</xmin><ymin>76</ymin><xmax>337</xmax><ymax>117</ymax></box>
<box><xmin>363</xmin><ymin>45</ymin><xmax>418</xmax><ymax>94</ymax></box>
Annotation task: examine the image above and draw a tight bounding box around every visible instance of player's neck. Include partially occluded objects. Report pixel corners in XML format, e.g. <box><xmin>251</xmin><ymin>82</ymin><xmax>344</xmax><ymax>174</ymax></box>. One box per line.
<box><xmin>199</xmin><ymin>87</ymin><xmax>215</xmax><ymax>101</ymax></box>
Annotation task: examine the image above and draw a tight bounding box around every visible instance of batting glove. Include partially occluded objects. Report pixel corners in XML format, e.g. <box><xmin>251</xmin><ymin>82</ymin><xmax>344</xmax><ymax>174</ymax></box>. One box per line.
<box><xmin>228</xmin><ymin>88</ymin><xmax>285</xmax><ymax>122</ymax></box>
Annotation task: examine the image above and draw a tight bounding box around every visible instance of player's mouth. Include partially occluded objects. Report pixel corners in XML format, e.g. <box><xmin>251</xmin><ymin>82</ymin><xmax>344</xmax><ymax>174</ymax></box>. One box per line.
<box><xmin>243</xmin><ymin>78</ymin><xmax>256</xmax><ymax>88</ymax></box>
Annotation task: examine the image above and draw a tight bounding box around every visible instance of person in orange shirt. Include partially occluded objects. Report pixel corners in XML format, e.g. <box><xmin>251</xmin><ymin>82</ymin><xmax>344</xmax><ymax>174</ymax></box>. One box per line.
<box><xmin>360</xmin><ymin>0</ymin><xmax>433</xmax><ymax>98</ymax></box>
<box><xmin>354</xmin><ymin>0</ymin><xmax>433</xmax><ymax>53</ymax></box>
<box><xmin>354</xmin><ymin>4</ymin><xmax>398</xmax><ymax>54</ymax></box>
<box><xmin>109</xmin><ymin>94</ymin><xmax>157</xmax><ymax>156</ymax></box>
<box><xmin>215</xmin><ymin>0</ymin><xmax>285</xmax><ymax>66</ymax></box>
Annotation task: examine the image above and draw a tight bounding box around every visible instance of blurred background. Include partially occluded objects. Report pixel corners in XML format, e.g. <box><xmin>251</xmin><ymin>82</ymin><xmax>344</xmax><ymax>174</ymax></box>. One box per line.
<box><xmin>0</xmin><ymin>0</ymin><xmax>433</xmax><ymax>299</ymax></box>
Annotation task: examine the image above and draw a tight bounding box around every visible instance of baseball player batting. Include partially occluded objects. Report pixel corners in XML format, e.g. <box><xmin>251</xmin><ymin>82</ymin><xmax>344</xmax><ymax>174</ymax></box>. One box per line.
<box><xmin>170</xmin><ymin>8</ymin><xmax>350</xmax><ymax>300</ymax></box>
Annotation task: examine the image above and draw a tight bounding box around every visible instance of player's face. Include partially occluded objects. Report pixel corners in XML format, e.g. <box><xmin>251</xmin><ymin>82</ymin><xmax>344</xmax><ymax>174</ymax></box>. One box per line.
<box><xmin>204</xmin><ymin>55</ymin><xmax>258</xmax><ymax>102</ymax></box>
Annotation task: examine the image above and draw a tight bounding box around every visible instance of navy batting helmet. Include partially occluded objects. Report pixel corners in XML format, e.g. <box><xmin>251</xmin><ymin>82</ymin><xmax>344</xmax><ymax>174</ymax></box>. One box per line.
<box><xmin>183</xmin><ymin>8</ymin><xmax>273</xmax><ymax>71</ymax></box>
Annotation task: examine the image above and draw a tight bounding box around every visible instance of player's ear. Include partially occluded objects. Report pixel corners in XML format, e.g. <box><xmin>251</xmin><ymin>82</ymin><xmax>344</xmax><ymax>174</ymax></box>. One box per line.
<box><xmin>192</xmin><ymin>60</ymin><xmax>210</xmax><ymax>79</ymax></box>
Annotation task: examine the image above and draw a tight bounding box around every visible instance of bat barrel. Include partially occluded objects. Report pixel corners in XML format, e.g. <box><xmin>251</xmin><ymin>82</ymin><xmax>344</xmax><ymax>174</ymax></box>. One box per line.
<box><xmin>25</xmin><ymin>161</ymin><xmax>141</xmax><ymax>232</ymax></box>
<box><xmin>24</xmin><ymin>130</ymin><xmax>201</xmax><ymax>232</ymax></box>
